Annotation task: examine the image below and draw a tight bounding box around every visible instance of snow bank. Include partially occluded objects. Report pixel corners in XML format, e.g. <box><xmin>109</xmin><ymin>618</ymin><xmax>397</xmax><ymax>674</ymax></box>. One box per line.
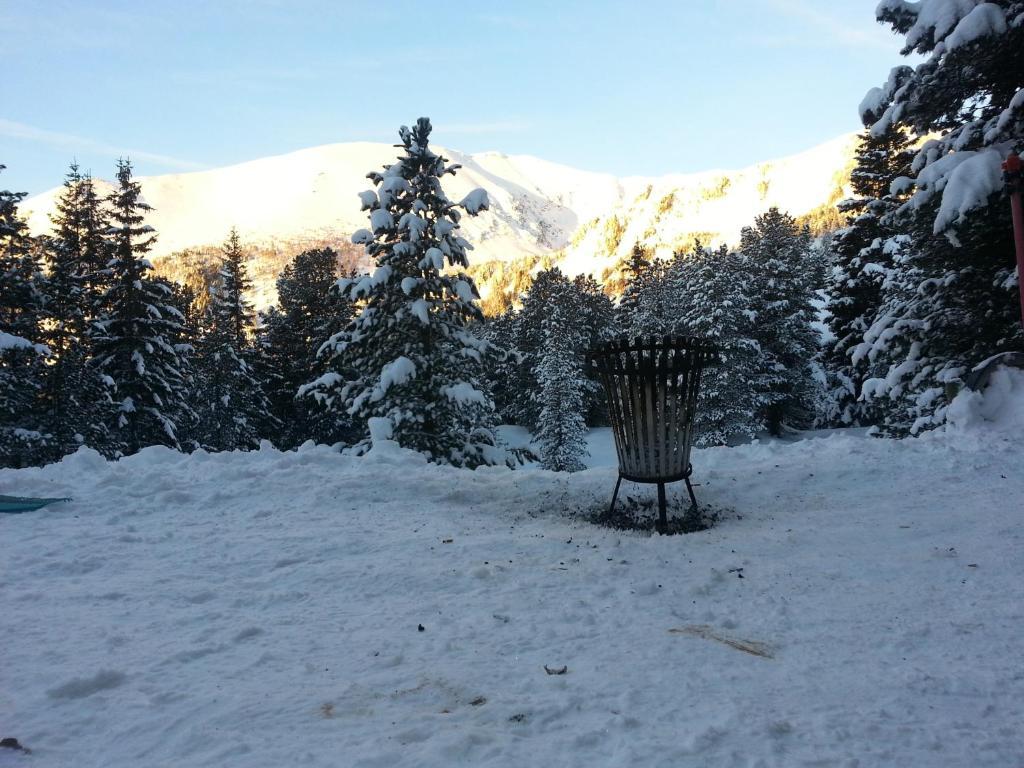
<box><xmin>946</xmin><ymin>366</ymin><xmax>1024</xmax><ymax>437</ymax></box>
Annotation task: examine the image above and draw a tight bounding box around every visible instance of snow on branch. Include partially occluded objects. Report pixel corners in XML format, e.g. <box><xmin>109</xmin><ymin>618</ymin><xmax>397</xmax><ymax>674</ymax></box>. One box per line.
<box><xmin>460</xmin><ymin>188</ymin><xmax>489</xmax><ymax>215</ymax></box>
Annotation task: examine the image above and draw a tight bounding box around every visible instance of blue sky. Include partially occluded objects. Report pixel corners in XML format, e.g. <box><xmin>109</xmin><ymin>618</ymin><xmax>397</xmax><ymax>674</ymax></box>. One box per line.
<box><xmin>1</xmin><ymin>1</ymin><xmax>911</xmax><ymax>195</ymax></box>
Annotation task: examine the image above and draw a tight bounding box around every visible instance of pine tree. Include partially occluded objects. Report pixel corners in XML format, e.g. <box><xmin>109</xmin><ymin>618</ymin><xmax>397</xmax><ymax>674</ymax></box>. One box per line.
<box><xmin>38</xmin><ymin>164</ymin><xmax>114</xmax><ymax>459</ymax></box>
<box><xmin>158</xmin><ymin>277</ymin><xmax>201</xmax><ymax>450</ymax></box>
<box><xmin>741</xmin><ymin>208</ymin><xmax>821</xmax><ymax>434</ymax></box>
<box><xmin>76</xmin><ymin>171</ymin><xmax>111</xmax><ymax>317</ymax></box>
<box><xmin>504</xmin><ymin>268</ymin><xmax>572</xmax><ymax>430</ymax></box>
<box><xmin>194</xmin><ymin>228</ymin><xmax>274</xmax><ymax>450</ymax></box>
<box><xmin>0</xmin><ymin>165</ymin><xmax>51</xmax><ymax>466</ymax></box>
<box><xmin>46</xmin><ymin>164</ymin><xmax>89</xmax><ymax>343</ymax></box>
<box><xmin>479</xmin><ymin>307</ymin><xmax>523</xmax><ymax>426</ymax></box>
<box><xmin>0</xmin><ymin>168</ymin><xmax>44</xmax><ymax>342</ymax></box>
<box><xmin>92</xmin><ymin>159</ymin><xmax>193</xmax><ymax>455</ymax></box>
<box><xmin>257</xmin><ymin>247</ymin><xmax>353</xmax><ymax>448</ymax></box>
<box><xmin>536</xmin><ymin>298</ymin><xmax>589</xmax><ymax>472</ymax></box>
<box><xmin>616</xmin><ymin>242</ymin><xmax>651</xmax><ymax>326</ymax></box>
<box><xmin>676</xmin><ymin>243</ymin><xmax>765</xmax><ymax>445</ymax></box>
<box><xmin>572</xmin><ymin>273</ymin><xmax>616</xmax><ymax>424</ymax></box>
<box><xmin>821</xmin><ymin>122</ymin><xmax>914</xmax><ymax>427</ymax></box>
<box><xmin>854</xmin><ymin>1</ymin><xmax>1024</xmax><ymax>433</ymax></box>
<box><xmin>303</xmin><ymin>118</ymin><xmax>503</xmax><ymax>467</ymax></box>
<box><xmin>0</xmin><ymin>333</ymin><xmax>50</xmax><ymax>468</ymax></box>
<box><xmin>616</xmin><ymin>243</ymin><xmax>672</xmax><ymax>336</ymax></box>
<box><xmin>489</xmin><ymin>268</ymin><xmax>614</xmax><ymax>432</ymax></box>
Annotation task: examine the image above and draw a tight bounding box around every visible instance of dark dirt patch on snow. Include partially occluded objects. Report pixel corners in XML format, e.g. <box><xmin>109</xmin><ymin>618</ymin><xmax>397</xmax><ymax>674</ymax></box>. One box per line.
<box><xmin>583</xmin><ymin>494</ymin><xmax>728</xmax><ymax>535</ymax></box>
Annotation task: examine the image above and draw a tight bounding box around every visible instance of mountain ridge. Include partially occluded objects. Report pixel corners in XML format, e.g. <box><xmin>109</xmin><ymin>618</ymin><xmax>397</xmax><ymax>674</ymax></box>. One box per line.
<box><xmin>22</xmin><ymin>132</ymin><xmax>860</xmax><ymax>309</ymax></box>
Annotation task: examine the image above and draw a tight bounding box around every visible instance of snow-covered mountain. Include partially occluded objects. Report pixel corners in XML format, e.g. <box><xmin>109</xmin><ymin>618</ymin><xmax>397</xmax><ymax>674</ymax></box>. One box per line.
<box><xmin>23</xmin><ymin>134</ymin><xmax>859</xmax><ymax>308</ymax></box>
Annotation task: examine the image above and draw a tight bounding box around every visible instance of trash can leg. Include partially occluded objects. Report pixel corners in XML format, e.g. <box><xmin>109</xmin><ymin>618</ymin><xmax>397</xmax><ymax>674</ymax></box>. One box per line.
<box><xmin>608</xmin><ymin>474</ymin><xmax>623</xmax><ymax>517</ymax></box>
<box><xmin>684</xmin><ymin>476</ymin><xmax>698</xmax><ymax>511</ymax></box>
<box><xmin>656</xmin><ymin>482</ymin><xmax>668</xmax><ymax>534</ymax></box>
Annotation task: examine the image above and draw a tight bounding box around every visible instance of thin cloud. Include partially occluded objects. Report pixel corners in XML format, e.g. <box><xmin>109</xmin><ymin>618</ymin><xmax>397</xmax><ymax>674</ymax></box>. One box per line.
<box><xmin>0</xmin><ymin>118</ymin><xmax>208</xmax><ymax>171</ymax></box>
<box><xmin>762</xmin><ymin>0</ymin><xmax>898</xmax><ymax>51</ymax></box>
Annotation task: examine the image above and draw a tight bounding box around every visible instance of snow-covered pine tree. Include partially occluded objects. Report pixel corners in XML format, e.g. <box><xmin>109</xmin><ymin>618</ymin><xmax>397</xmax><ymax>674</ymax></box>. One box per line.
<box><xmin>616</xmin><ymin>243</ymin><xmax>672</xmax><ymax>337</ymax></box>
<box><xmin>0</xmin><ymin>329</ymin><xmax>50</xmax><ymax>468</ymax></box>
<box><xmin>572</xmin><ymin>273</ymin><xmax>616</xmax><ymax>424</ymax></box>
<box><xmin>663</xmin><ymin>244</ymin><xmax>699</xmax><ymax>335</ymax></box>
<box><xmin>303</xmin><ymin>118</ymin><xmax>503</xmax><ymax>467</ymax></box>
<box><xmin>854</xmin><ymin>1</ymin><xmax>1024</xmax><ymax>434</ymax></box>
<box><xmin>479</xmin><ymin>306</ymin><xmax>524</xmax><ymax>427</ymax></box>
<box><xmin>536</xmin><ymin>296</ymin><xmax>589</xmax><ymax>472</ymax></box>
<box><xmin>820</xmin><ymin>121</ymin><xmax>914</xmax><ymax>427</ymax></box>
<box><xmin>0</xmin><ymin>168</ymin><xmax>44</xmax><ymax>344</ymax></box>
<box><xmin>75</xmin><ymin>171</ymin><xmax>111</xmax><ymax>318</ymax></box>
<box><xmin>616</xmin><ymin>242</ymin><xmax>651</xmax><ymax>329</ymax></box>
<box><xmin>258</xmin><ymin>247</ymin><xmax>354</xmax><ymax>448</ymax></box>
<box><xmin>91</xmin><ymin>159</ymin><xmax>193</xmax><ymax>455</ymax></box>
<box><xmin>1</xmin><ymin>165</ymin><xmax>52</xmax><ymax>466</ymax></box>
<box><xmin>194</xmin><ymin>228</ymin><xmax>275</xmax><ymax>451</ymax></box>
<box><xmin>491</xmin><ymin>268</ymin><xmax>614</xmax><ymax>432</ymax></box>
<box><xmin>741</xmin><ymin>208</ymin><xmax>821</xmax><ymax>434</ymax></box>
<box><xmin>157</xmin><ymin>277</ymin><xmax>201</xmax><ymax>450</ymax></box>
<box><xmin>38</xmin><ymin>163</ymin><xmax>115</xmax><ymax>459</ymax></box>
<box><xmin>46</xmin><ymin>164</ymin><xmax>90</xmax><ymax>344</ymax></box>
<box><xmin>677</xmin><ymin>243</ymin><xmax>765</xmax><ymax>446</ymax></box>
<box><xmin>503</xmin><ymin>268</ymin><xmax>573</xmax><ymax>430</ymax></box>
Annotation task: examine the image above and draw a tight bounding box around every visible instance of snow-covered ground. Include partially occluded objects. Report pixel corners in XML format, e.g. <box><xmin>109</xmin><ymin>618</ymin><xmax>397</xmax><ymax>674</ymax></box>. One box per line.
<box><xmin>3</xmin><ymin>371</ymin><xmax>1024</xmax><ymax>767</ymax></box>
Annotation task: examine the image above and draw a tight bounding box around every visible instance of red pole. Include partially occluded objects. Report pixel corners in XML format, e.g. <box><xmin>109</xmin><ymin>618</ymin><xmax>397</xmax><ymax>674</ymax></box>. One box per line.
<box><xmin>1004</xmin><ymin>153</ymin><xmax>1024</xmax><ymax>329</ymax></box>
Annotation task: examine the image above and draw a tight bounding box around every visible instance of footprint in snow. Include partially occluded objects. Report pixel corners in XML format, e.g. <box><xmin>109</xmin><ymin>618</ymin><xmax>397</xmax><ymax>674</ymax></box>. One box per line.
<box><xmin>47</xmin><ymin>670</ymin><xmax>126</xmax><ymax>700</ymax></box>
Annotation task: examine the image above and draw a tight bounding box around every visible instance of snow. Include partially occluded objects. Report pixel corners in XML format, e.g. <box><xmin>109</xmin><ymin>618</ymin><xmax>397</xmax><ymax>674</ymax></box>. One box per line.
<box><xmin>439</xmin><ymin>382</ymin><xmax>489</xmax><ymax>406</ymax></box>
<box><xmin>453</xmin><ymin>279</ymin><xmax>477</xmax><ymax>303</ymax></box>
<box><xmin>357</xmin><ymin>190</ymin><xmax>378</xmax><ymax>210</ymax></box>
<box><xmin>946</xmin><ymin>366</ymin><xmax>1024</xmax><ymax>439</ymax></box>
<box><xmin>370</xmin><ymin>355</ymin><xmax>416</xmax><ymax>402</ymax></box>
<box><xmin>858</xmin><ymin>66</ymin><xmax>911</xmax><ymax>124</ymax></box>
<box><xmin>899</xmin><ymin>147</ymin><xmax>1006</xmax><ymax>233</ymax></box>
<box><xmin>419</xmin><ymin>247</ymin><xmax>444</xmax><ymax>271</ymax></box>
<box><xmin>351</xmin><ymin>228</ymin><xmax>373</xmax><ymax>245</ymax></box>
<box><xmin>460</xmin><ymin>188</ymin><xmax>490</xmax><ymax>215</ymax></box>
<box><xmin>297</xmin><ymin>371</ymin><xmax>343</xmax><ymax>401</ymax></box>
<box><xmin>985</xmin><ymin>87</ymin><xmax>1024</xmax><ymax>143</ymax></box>
<box><xmin>3</xmin><ymin>374</ymin><xmax>1024</xmax><ymax>766</ymax></box>
<box><xmin>0</xmin><ymin>331</ymin><xmax>48</xmax><ymax>355</ymax></box>
<box><xmin>877</xmin><ymin>0</ymin><xmax>981</xmax><ymax>51</ymax></box>
<box><xmin>398</xmin><ymin>213</ymin><xmax>428</xmax><ymax>242</ymax></box>
<box><xmin>349</xmin><ymin>265</ymin><xmax>393</xmax><ymax>299</ymax></box>
<box><xmin>410</xmin><ymin>298</ymin><xmax>430</xmax><ymax>325</ymax></box>
<box><xmin>928</xmin><ymin>148</ymin><xmax>1005</xmax><ymax>233</ymax></box>
<box><xmin>365</xmin><ymin>416</ymin><xmax>408</xmax><ymax>460</ymax></box>
<box><xmin>944</xmin><ymin>2</ymin><xmax>1007</xmax><ymax>50</ymax></box>
<box><xmin>369</xmin><ymin>208</ymin><xmax>394</xmax><ymax>233</ymax></box>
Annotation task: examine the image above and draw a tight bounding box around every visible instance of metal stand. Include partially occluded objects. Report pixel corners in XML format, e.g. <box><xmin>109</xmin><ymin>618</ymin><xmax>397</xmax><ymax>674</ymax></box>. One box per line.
<box><xmin>608</xmin><ymin>475</ymin><xmax>623</xmax><ymax>516</ymax></box>
<box><xmin>607</xmin><ymin>464</ymin><xmax>699</xmax><ymax>535</ymax></box>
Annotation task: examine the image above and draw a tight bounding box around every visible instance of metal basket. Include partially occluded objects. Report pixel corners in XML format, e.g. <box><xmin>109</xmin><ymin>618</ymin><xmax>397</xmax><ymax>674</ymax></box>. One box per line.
<box><xmin>590</xmin><ymin>336</ymin><xmax>717</xmax><ymax>532</ymax></box>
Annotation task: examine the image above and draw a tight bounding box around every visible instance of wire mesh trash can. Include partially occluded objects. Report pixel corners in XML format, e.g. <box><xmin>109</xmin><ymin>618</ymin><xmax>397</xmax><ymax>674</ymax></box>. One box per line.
<box><xmin>589</xmin><ymin>336</ymin><xmax>718</xmax><ymax>533</ymax></box>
